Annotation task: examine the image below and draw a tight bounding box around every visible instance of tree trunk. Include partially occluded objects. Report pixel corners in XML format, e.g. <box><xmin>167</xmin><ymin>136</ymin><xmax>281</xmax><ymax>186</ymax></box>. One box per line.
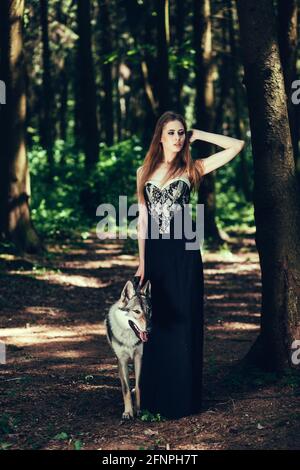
<box><xmin>55</xmin><ymin>1</ymin><xmax>68</xmax><ymax>144</ymax></box>
<box><xmin>77</xmin><ymin>0</ymin><xmax>99</xmax><ymax>170</ymax></box>
<box><xmin>0</xmin><ymin>0</ymin><xmax>42</xmax><ymax>253</ymax></box>
<box><xmin>278</xmin><ymin>0</ymin><xmax>298</xmax><ymax>167</ymax></box>
<box><xmin>228</xmin><ymin>0</ymin><xmax>251</xmax><ymax>201</ymax></box>
<box><xmin>59</xmin><ymin>64</ymin><xmax>68</xmax><ymax>143</ymax></box>
<box><xmin>98</xmin><ymin>0</ymin><xmax>114</xmax><ymax>146</ymax></box>
<box><xmin>40</xmin><ymin>0</ymin><xmax>54</xmax><ymax>177</ymax></box>
<box><xmin>193</xmin><ymin>0</ymin><xmax>223</xmax><ymax>244</ymax></box>
<box><xmin>173</xmin><ymin>0</ymin><xmax>186</xmax><ymax>115</ymax></box>
<box><xmin>214</xmin><ymin>5</ymin><xmax>230</xmax><ymax>135</ymax></box>
<box><xmin>156</xmin><ymin>0</ymin><xmax>170</xmax><ymax>115</ymax></box>
<box><xmin>237</xmin><ymin>0</ymin><xmax>300</xmax><ymax>371</ymax></box>
<box><xmin>122</xmin><ymin>0</ymin><xmax>157</xmax><ymax>141</ymax></box>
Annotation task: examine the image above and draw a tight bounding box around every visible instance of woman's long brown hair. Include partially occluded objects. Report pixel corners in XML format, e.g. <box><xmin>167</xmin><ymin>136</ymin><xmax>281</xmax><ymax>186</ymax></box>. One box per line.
<box><xmin>137</xmin><ymin>111</ymin><xmax>204</xmax><ymax>204</ymax></box>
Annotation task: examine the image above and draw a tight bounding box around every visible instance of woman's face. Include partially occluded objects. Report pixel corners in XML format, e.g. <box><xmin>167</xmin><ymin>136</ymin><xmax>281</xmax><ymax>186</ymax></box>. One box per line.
<box><xmin>160</xmin><ymin>120</ymin><xmax>186</xmax><ymax>153</ymax></box>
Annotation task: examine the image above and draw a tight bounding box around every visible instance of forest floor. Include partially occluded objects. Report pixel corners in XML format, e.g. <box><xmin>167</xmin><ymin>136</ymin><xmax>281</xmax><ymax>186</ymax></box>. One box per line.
<box><xmin>0</xmin><ymin>229</ymin><xmax>299</xmax><ymax>451</ymax></box>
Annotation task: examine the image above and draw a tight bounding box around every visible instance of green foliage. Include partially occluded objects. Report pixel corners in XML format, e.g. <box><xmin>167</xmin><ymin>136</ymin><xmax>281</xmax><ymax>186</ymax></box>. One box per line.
<box><xmin>53</xmin><ymin>432</ymin><xmax>69</xmax><ymax>441</ymax></box>
<box><xmin>28</xmin><ymin>136</ymin><xmax>145</xmax><ymax>241</ymax></box>
<box><xmin>215</xmin><ymin>144</ymin><xmax>255</xmax><ymax>230</ymax></box>
<box><xmin>73</xmin><ymin>440</ymin><xmax>83</xmax><ymax>450</ymax></box>
<box><xmin>0</xmin><ymin>442</ymin><xmax>12</xmax><ymax>450</ymax></box>
<box><xmin>0</xmin><ymin>415</ymin><xmax>12</xmax><ymax>436</ymax></box>
<box><xmin>139</xmin><ymin>410</ymin><xmax>166</xmax><ymax>422</ymax></box>
<box><xmin>28</xmin><ymin>133</ymin><xmax>254</xmax><ymax>243</ymax></box>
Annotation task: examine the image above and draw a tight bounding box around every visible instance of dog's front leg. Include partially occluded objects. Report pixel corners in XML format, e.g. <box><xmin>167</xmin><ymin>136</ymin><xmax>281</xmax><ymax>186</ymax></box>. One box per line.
<box><xmin>118</xmin><ymin>358</ymin><xmax>134</xmax><ymax>420</ymax></box>
<box><xmin>134</xmin><ymin>349</ymin><xmax>142</xmax><ymax>417</ymax></box>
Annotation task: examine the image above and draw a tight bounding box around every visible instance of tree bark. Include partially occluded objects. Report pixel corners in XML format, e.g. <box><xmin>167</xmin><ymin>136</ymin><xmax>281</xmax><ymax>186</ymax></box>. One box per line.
<box><xmin>237</xmin><ymin>0</ymin><xmax>300</xmax><ymax>371</ymax></box>
<box><xmin>98</xmin><ymin>0</ymin><xmax>114</xmax><ymax>146</ymax></box>
<box><xmin>55</xmin><ymin>1</ymin><xmax>69</xmax><ymax>144</ymax></box>
<box><xmin>77</xmin><ymin>0</ymin><xmax>99</xmax><ymax>170</ymax></box>
<box><xmin>173</xmin><ymin>0</ymin><xmax>186</xmax><ymax>115</ymax></box>
<box><xmin>228</xmin><ymin>0</ymin><xmax>251</xmax><ymax>201</ymax></box>
<box><xmin>156</xmin><ymin>0</ymin><xmax>170</xmax><ymax>115</ymax></box>
<box><xmin>277</xmin><ymin>0</ymin><xmax>298</xmax><ymax>167</ymax></box>
<box><xmin>0</xmin><ymin>0</ymin><xmax>42</xmax><ymax>253</ymax></box>
<box><xmin>40</xmin><ymin>0</ymin><xmax>54</xmax><ymax>177</ymax></box>
<box><xmin>122</xmin><ymin>0</ymin><xmax>157</xmax><ymax>141</ymax></box>
<box><xmin>193</xmin><ymin>0</ymin><xmax>223</xmax><ymax>243</ymax></box>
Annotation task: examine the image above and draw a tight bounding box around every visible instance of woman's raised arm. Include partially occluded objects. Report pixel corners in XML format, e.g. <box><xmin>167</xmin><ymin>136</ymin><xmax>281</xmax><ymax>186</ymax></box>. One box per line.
<box><xmin>190</xmin><ymin>128</ymin><xmax>245</xmax><ymax>176</ymax></box>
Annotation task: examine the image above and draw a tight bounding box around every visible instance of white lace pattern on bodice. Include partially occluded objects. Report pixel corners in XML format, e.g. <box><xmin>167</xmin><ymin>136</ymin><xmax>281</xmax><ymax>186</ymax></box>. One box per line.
<box><xmin>144</xmin><ymin>177</ymin><xmax>191</xmax><ymax>234</ymax></box>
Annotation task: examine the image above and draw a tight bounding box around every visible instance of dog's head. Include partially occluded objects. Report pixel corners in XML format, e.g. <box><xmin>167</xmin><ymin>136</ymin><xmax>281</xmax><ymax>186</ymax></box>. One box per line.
<box><xmin>118</xmin><ymin>278</ymin><xmax>152</xmax><ymax>342</ymax></box>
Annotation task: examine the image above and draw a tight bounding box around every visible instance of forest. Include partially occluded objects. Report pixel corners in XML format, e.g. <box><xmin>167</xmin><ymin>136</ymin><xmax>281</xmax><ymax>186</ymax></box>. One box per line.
<box><xmin>0</xmin><ymin>0</ymin><xmax>300</xmax><ymax>451</ymax></box>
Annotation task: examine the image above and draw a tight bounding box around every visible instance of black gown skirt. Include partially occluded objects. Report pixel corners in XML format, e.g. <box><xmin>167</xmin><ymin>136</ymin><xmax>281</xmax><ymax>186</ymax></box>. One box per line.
<box><xmin>139</xmin><ymin>180</ymin><xmax>204</xmax><ymax>420</ymax></box>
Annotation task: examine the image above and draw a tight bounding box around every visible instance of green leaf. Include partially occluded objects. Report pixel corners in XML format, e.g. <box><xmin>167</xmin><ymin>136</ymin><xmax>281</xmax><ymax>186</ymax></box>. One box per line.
<box><xmin>0</xmin><ymin>442</ymin><xmax>12</xmax><ymax>450</ymax></box>
<box><xmin>53</xmin><ymin>432</ymin><xmax>68</xmax><ymax>441</ymax></box>
<box><xmin>74</xmin><ymin>440</ymin><xmax>83</xmax><ymax>450</ymax></box>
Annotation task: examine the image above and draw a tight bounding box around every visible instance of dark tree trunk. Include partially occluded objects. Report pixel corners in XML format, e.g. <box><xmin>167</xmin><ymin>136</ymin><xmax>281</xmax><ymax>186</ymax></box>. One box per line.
<box><xmin>156</xmin><ymin>0</ymin><xmax>170</xmax><ymax>114</ymax></box>
<box><xmin>214</xmin><ymin>5</ymin><xmax>230</xmax><ymax>134</ymax></box>
<box><xmin>173</xmin><ymin>0</ymin><xmax>186</xmax><ymax>115</ymax></box>
<box><xmin>122</xmin><ymin>0</ymin><xmax>157</xmax><ymax>141</ymax></box>
<box><xmin>55</xmin><ymin>1</ymin><xmax>68</xmax><ymax>144</ymax></box>
<box><xmin>0</xmin><ymin>0</ymin><xmax>42</xmax><ymax>253</ymax></box>
<box><xmin>40</xmin><ymin>0</ymin><xmax>54</xmax><ymax>177</ymax></box>
<box><xmin>193</xmin><ymin>0</ymin><xmax>223</xmax><ymax>243</ymax></box>
<box><xmin>98</xmin><ymin>0</ymin><xmax>114</xmax><ymax>146</ymax></box>
<box><xmin>278</xmin><ymin>0</ymin><xmax>298</xmax><ymax>167</ymax></box>
<box><xmin>228</xmin><ymin>0</ymin><xmax>251</xmax><ymax>201</ymax></box>
<box><xmin>77</xmin><ymin>0</ymin><xmax>99</xmax><ymax>170</ymax></box>
<box><xmin>237</xmin><ymin>0</ymin><xmax>300</xmax><ymax>371</ymax></box>
<box><xmin>59</xmin><ymin>65</ymin><xmax>68</xmax><ymax>143</ymax></box>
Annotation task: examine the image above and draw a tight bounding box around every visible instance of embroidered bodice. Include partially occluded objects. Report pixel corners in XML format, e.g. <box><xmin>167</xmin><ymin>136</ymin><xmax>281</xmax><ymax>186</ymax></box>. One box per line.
<box><xmin>143</xmin><ymin>176</ymin><xmax>191</xmax><ymax>234</ymax></box>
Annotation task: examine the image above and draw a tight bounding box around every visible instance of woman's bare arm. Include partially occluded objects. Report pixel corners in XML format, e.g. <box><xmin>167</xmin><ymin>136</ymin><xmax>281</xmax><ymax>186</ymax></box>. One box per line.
<box><xmin>190</xmin><ymin>128</ymin><xmax>245</xmax><ymax>176</ymax></box>
<box><xmin>136</xmin><ymin>167</ymin><xmax>148</xmax><ymax>267</ymax></box>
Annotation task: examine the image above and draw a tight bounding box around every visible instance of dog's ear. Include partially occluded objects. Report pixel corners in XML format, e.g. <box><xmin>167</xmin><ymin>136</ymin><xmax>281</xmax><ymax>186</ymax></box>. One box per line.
<box><xmin>140</xmin><ymin>279</ymin><xmax>151</xmax><ymax>297</ymax></box>
<box><xmin>119</xmin><ymin>280</ymin><xmax>135</xmax><ymax>307</ymax></box>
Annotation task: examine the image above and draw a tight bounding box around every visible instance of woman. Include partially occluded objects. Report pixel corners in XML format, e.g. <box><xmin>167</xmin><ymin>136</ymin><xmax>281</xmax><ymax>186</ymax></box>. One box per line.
<box><xmin>135</xmin><ymin>111</ymin><xmax>244</xmax><ymax>420</ymax></box>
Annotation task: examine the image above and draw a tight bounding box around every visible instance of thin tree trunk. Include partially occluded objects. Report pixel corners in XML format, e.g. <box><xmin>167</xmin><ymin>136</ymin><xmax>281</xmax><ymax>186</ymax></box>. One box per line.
<box><xmin>228</xmin><ymin>0</ymin><xmax>251</xmax><ymax>201</ymax></box>
<box><xmin>122</xmin><ymin>0</ymin><xmax>157</xmax><ymax>140</ymax></box>
<box><xmin>59</xmin><ymin>65</ymin><xmax>68</xmax><ymax>142</ymax></box>
<box><xmin>194</xmin><ymin>0</ymin><xmax>223</xmax><ymax>243</ymax></box>
<box><xmin>214</xmin><ymin>6</ymin><xmax>230</xmax><ymax>134</ymax></box>
<box><xmin>77</xmin><ymin>0</ymin><xmax>99</xmax><ymax>170</ymax></box>
<box><xmin>173</xmin><ymin>0</ymin><xmax>186</xmax><ymax>115</ymax></box>
<box><xmin>55</xmin><ymin>1</ymin><xmax>68</xmax><ymax>144</ymax></box>
<box><xmin>98</xmin><ymin>0</ymin><xmax>114</xmax><ymax>146</ymax></box>
<box><xmin>40</xmin><ymin>0</ymin><xmax>54</xmax><ymax>177</ymax></box>
<box><xmin>0</xmin><ymin>0</ymin><xmax>42</xmax><ymax>253</ymax></box>
<box><xmin>237</xmin><ymin>0</ymin><xmax>300</xmax><ymax>371</ymax></box>
<box><xmin>156</xmin><ymin>0</ymin><xmax>170</xmax><ymax>115</ymax></box>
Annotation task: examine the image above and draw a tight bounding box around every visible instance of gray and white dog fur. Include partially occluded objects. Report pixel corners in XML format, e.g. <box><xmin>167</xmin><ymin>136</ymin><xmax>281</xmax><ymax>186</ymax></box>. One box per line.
<box><xmin>105</xmin><ymin>278</ymin><xmax>151</xmax><ymax>420</ymax></box>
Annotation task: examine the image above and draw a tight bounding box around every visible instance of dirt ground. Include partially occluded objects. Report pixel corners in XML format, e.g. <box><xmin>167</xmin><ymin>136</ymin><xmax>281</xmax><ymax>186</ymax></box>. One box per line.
<box><xmin>0</xmin><ymin>230</ymin><xmax>299</xmax><ymax>450</ymax></box>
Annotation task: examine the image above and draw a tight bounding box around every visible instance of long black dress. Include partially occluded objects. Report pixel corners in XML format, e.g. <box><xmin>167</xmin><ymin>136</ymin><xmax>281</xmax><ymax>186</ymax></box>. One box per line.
<box><xmin>139</xmin><ymin>174</ymin><xmax>204</xmax><ymax>420</ymax></box>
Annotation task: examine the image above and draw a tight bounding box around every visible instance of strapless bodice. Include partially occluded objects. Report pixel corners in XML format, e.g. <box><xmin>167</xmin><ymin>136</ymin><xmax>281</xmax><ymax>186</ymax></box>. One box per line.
<box><xmin>143</xmin><ymin>177</ymin><xmax>191</xmax><ymax>235</ymax></box>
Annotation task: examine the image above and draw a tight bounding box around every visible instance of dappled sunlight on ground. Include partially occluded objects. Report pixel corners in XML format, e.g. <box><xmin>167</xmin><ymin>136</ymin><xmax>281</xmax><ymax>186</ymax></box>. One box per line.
<box><xmin>0</xmin><ymin>232</ymin><xmax>299</xmax><ymax>450</ymax></box>
<box><xmin>1</xmin><ymin>323</ymin><xmax>106</xmax><ymax>347</ymax></box>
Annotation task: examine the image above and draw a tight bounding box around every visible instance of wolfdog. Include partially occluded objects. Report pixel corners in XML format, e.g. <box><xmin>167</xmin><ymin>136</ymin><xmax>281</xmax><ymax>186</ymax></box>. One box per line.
<box><xmin>105</xmin><ymin>277</ymin><xmax>152</xmax><ymax>420</ymax></box>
